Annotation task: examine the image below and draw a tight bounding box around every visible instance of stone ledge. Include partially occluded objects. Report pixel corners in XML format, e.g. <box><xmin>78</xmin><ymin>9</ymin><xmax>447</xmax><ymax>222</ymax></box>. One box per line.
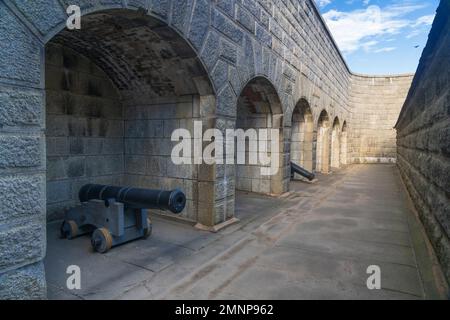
<box><xmin>195</xmin><ymin>217</ymin><xmax>240</xmax><ymax>233</ymax></box>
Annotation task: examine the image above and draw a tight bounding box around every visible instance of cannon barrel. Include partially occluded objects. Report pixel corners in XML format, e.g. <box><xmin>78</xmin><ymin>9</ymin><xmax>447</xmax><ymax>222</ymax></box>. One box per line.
<box><xmin>79</xmin><ymin>184</ymin><xmax>186</xmax><ymax>214</ymax></box>
<box><xmin>291</xmin><ymin>162</ymin><xmax>315</xmax><ymax>181</ymax></box>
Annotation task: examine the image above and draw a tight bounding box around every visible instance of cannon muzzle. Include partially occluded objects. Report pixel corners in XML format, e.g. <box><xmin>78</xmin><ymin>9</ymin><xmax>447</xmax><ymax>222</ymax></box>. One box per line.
<box><xmin>291</xmin><ymin>162</ymin><xmax>315</xmax><ymax>181</ymax></box>
<box><xmin>79</xmin><ymin>184</ymin><xmax>186</xmax><ymax>214</ymax></box>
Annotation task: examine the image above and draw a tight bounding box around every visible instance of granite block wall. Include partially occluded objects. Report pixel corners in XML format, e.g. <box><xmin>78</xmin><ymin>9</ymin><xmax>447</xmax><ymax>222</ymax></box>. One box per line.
<box><xmin>349</xmin><ymin>74</ymin><xmax>413</xmax><ymax>164</ymax></box>
<box><xmin>123</xmin><ymin>96</ymin><xmax>202</xmax><ymax>222</ymax></box>
<box><xmin>396</xmin><ymin>0</ymin><xmax>450</xmax><ymax>283</ymax></box>
<box><xmin>45</xmin><ymin>43</ymin><xmax>125</xmax><ymax>221</ymax></box>
<box><xmin>0</xmin><ymin>0</ymin><xmax>47</xmax><ymax>300</ymax></box>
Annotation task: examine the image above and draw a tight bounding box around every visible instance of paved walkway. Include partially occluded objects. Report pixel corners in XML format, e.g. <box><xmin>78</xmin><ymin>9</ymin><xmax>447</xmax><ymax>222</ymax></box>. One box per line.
<box><xmin>45</xmin><ymin>165</ymin><xmax>447</xmax><ymax>299</ymax></box>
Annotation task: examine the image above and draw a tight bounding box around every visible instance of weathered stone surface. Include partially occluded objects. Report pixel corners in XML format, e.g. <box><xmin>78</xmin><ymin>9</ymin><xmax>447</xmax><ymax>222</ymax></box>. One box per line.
<box><xmin>0</xmin><ymin>174</ymin><xmax>45</xmax><ymax>223</ymax></box>
<box><xmin>211</xmin><ymin>60</ymin><xmax>229</xmax><ymax>92</ymax></box>
<box><xmin>0</xmin><ymin>262</ymin><xmax>46</xmax><ymax>300</ymax></box>
<box><xmin>228</xmin><ymin>65</ymin><xmax>242</xmax><ymax>95</ymax></box>
<box><xmin>13</xmin><ymin>0</ymin><xmax>66</xmax><ymax>35</ymax></box>
<box><xmin>188</xmin><ymin>0</ymin><xmax>209</xmax><ymax>50</ymax></box>
<box><xmin>150</xmin><ymin>0</ymin><xmax>170</xmax><ymax>19</ymax></box>
<box><xmin>219</xmin><ymin>39</ymin><xmax>237</xmax><ymax>64</ymax></box>
<box><xmin>99</xmin><ymin>0</ymin><xmax>123</xmax><ymax>5</ymax></box>
<box><xmin>127</xmin><ymin>0</ymin><xmax>149</xmax><ymax>9</ymax></box>
<box><xmin>0</xmin><ymin>136</ymin><xmax>41</xmax><ymax>169</ymax></box>
<box><xmin>0</xmin><ymin>2</ymin><xmax>41</xmax><ymax>84</ymax></box>
<box><xmin>61</xmin><ymin>0</ymin><xmax>122</xmax><ymax>11</ymax></box>
<box><xmin>236</xmin><ymin>5</ymin><xmax>255</xmax><ymax>33</ymax></box>
<box><xmin>0</xmin><ymin>87</ymin><xmax>43</xmax><ymax>128</ymax></box>
<box><xmin>216</xmin><ymin>0</ymin><xmax>234</xmax><ymax>17</ymax></box>
<box><xmin>242</xmin><ymin>0</ymin><xmax>259</xmax><ymax>18</ymax></box>
<box><xmin>171</xmin><ymin>0</ymin><xmax>193</xmax><ymax>33</ymax></box>
<box><xmin>269</xmin><ymin>19</ymin><xmax>283</xmax><ymax>41</ymax></box>
<box><xmin>201</xmin><ymin>31</ymin><xmax>220</xmax><ymax>71</ymax></box>
<box><xmin>0</xmin><ymin>221</ymin><xmax>45</xmax><ymax>272</ymax></box>
<box><xmin>217</xmin><ymin>85</ymin><xmax>236</xmax><ymax>117</ymax></box>
<box><xmin>212</xmin><ymin>9</ymin><xmax>243</xmax><ymax>45</ymax></box>
<box><xmin>255</xmin><ymin>23</ymin><xmax>272</xmax><ymax>48</ymax></box>
<box><xmin>60</xmin><ymin>0</ymin><xmax>95</xmax><ymax>10</ymax></box>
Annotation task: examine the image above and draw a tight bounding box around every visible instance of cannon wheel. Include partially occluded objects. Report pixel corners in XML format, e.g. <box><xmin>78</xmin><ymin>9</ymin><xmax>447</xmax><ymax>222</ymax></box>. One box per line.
<box><xmin>60</xmin><ymin>220</ymin><xmax>78</xmax><ymax>240</ymax></box>
<box><xmin>91</xmin><ymin>228</ymin><xmax>113</xmax><ymax>253</ymax></box>
<box><xmin>143</xmin><ymin>218</ymin><xmax>152</xmax><ymax>239</ymax></box>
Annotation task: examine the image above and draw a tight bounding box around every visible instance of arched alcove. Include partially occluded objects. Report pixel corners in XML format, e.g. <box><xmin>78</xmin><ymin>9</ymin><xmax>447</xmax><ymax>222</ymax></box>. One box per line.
<box><xmin>234</xmin><ymin>77</ymin><xmax>285</xmax><ymax>195</ymax></box>
<box><xmin>290</xmin><ymin>98</ymin><xmax>314</xmax><ymax>173</ymax></box>
<box><xmin>43</xmin><ymin>7</ymin><xmax>221</xmax><ymax>298</ymax></box>
<box><xmin>45</xmin><ymin>9</ymin><xmax>215</xmax><ymax>224</ymax></box>
<box><xmin>315</xmin><ymin>110</ymin><xmax>330</xmax><ymax>173</ymax></box>
<box><xmin>340</xmin><ymin>121</ymin><xmax>348</xmax><ymax>166</ymax></box>
<box><xmin>331</xmin><ymin>117</ymin><xmax>341</xmax><ymax>169</ymax></box>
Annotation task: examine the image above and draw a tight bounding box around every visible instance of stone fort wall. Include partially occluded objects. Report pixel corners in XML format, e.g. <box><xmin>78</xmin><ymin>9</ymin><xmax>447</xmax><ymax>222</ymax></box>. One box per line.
<box><xmin>396</xmin><ymin>0</ymin><xmax>450</xmax><ymax>284</ymax></box>
<box><xmin>0</xmin><ymin>0</ymin><xmax>416</xmax><ymax>298</ymax></box>
<box><xmin>349</xmin><ymin>74</ymin><xmax>414</xmax><ymax>164</ymax></box>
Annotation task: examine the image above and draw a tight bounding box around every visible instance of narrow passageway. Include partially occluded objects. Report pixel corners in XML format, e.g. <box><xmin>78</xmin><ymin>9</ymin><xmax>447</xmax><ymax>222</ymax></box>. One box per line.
<box><xmin>161</xmin><ymin>165</ymin><xmax>445</xmax><ymax>300</ymax></box>
<box><xmin>45</xmin><ymin>165</ymin><xmax>445</xmax><ymax>299</ymax></box>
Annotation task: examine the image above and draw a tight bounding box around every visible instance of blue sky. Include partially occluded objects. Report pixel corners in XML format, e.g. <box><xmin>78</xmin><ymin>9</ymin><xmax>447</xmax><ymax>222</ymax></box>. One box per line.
<box><xmin>315</xmin><ymin>0</ymin><xmax>439</xmax><ymax>74</ymax></box>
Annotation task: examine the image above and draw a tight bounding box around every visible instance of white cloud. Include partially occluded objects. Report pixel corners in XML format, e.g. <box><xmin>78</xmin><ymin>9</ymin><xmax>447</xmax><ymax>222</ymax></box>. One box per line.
<box><xmin>406</xmin><ymin>14</ymin><xmax>435</xmax><ymax>38</ymax></box>
<box><xmin>361</xmin><ymin>40</ymin><xmax>378</xmax><ymax>52</ymax></box>
<box><xmin>316</xmin><ymin>0</ymin><xmax>332</xmax><ymax>8</ymax></box>
<box><xmin>413</xmin><ymin>14</ymin><xmax>435</xmax><ymax>27</ymax></box>
<box><xmin>406</xmin><ymin>30</ymin><xmax>421</xmax><ymax>39</ymax></box>
<box><xmin>374</xmin><ymin>47</ymin><xmax>396</xmax><ymax>53</ymax></box>
<box><xmin>322</xmin><ymin>4</ymin><xmax>433</xmax><ymax>54</ymax></box>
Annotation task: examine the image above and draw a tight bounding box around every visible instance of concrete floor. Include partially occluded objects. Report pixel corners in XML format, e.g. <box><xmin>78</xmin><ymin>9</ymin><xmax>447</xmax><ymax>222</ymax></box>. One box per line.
<box><xmin>44</xmin><ymin>165</ymin><xmax>448</xmax><ymax>300</ymax></box>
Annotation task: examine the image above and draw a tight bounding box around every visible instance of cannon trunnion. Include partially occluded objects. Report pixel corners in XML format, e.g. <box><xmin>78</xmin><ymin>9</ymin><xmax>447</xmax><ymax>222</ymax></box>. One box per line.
<box><xmin>60</xmin><ymin>184</ymin><xmax>186</xmax><ymax>253</ymax></box>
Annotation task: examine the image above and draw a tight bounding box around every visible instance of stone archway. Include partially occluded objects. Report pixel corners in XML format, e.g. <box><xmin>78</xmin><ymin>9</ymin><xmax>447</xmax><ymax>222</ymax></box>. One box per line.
<box><xmin>290</xmin><ymin>98</ymin><xmax>314</xmax><ymax>173</ymax></box>
<box><xmin>234</xmin><ymin>77</ymin><xmax>285</xmax><ymax>196</ymax></box>
<box><xmin>45</xmin><ymin>9</ymin><xmax>216</xmax><ymax>225</ymax></box>
<box><xmin>331</xmin><ymin>117</ymin><xmax>341</xmax><ymax>169</ymax></box>
<box><xmin>42</xmin><ymin>6</ymin><xmax>223</xmax><ymax>296</ymax></box>
<box><xmin>315</xmin><ymin>110</ymin><xmax>331</xmax><ymax>173</ymax></box>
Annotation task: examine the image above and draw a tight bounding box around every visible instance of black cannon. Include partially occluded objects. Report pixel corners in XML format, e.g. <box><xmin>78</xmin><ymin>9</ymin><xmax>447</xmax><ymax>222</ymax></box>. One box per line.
<box><xmin>291</xmin><ymin>161</ymin><xmax>315</xmax><ymax>181</ymax></box>
<box><xmin>61</xmin><ymin>184</ymin><xmax>186</xmax><ymax>253</ymax></box>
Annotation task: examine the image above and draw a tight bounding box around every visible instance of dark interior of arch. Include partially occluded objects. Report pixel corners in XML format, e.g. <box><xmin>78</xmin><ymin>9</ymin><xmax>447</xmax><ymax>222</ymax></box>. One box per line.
<box><xmin>318</xmin><ymin>110</ymin><xmax>330</xmax><ymax>127</ymax></box>
<box><xmin>49</xmin><ymin>9</ymin><xmax>212</xmax><ymax>97</ymax></box>
<box><xmin>315</xmin><ymin>110</ymin><xmax>331</xmax><ymax>173</ymax></box>
<box><xmin>293</xmin><ymin>98</ymin><xmax>313</xmax><ymax>119</ymax></box>
<box><xmin>333</xmin><ymin>117</ymin><xmax>340</xmax><ymax>129</ymax></box>
<box><xmin>342</xmin><ymin>121</ymin><xmax>348</xmax><ymax>132</ymax></box>
<box><xmin>291</xmin><ymin>99</ymin><xmax>314</xmax><ymax>172</ymax></box>
<box><xmin>237</xmin><ymin>77</ymin><xmax>283</xmax><ymax>115</ymax></box>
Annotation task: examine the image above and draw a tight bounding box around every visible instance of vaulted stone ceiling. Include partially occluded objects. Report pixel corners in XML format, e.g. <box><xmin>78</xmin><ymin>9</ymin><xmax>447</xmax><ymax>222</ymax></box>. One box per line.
<box><xmin>50</xmin><ymin>9</ymin><xmax>210</xmax><ymax>97</ymax></box>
